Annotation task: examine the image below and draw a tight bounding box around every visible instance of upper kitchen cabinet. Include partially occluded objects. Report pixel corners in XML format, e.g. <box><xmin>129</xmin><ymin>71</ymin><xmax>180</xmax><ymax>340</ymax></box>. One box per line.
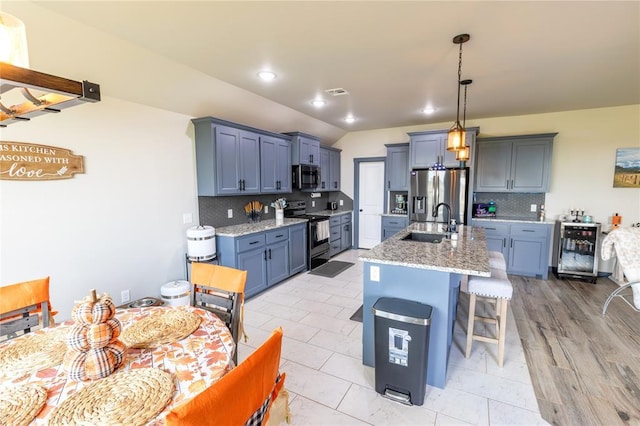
<box><xmin>408</xmin><ymin>128</ymin><xmax>478</xmax><ymax>169</ymax></box>
<box><xmin>260</xmin><ymin>135</ymin><xmax>292</xmax><ymax>193</ymax></box>
<box><xmin>192</xmin><ymin>116</ymin><xmax>291</xmax><ymax>196</ymax></box>
<box><xmin>286</xmin><ymin>132</ymin><xmax>320</xmax><ymax>166</ymax></box>
<box><xmin>385</xmin><ymin>143</ymin><xmax>409</xmax><ymax>191</ymax></box>
<box><xmin>319</xmin><ymin>146</ymin><xmax>341</xmax><ymax>191</ymax></box>
<box><xmin>475</xmin><ymin>133</ymin><xmax>556</xmax><ymax>193</ymax></box>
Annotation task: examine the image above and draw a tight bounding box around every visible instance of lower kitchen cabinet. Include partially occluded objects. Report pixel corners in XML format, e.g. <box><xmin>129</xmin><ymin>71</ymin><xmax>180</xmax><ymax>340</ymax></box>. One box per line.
<box><xmin>217</xmin><ymin>224</ymin><xmax>305</xmax><ymax>298</ymax></box>
<box><xmin>472</xmin><ymin>220</ymin><xmax>552</xmax><ymax>279</ymax></box>
<box><xmin>289</xmin><ymin>223</ymin><xmax>307</xmax><ymax>275</ymax></box>
<box><xmin>327</xmin><ymin>212</ymin><xmax>352</xmax><ymax>257</ymax></box>
<box><xmin>381</xmin><ymin>215</ymin><xmax>409</xmax><ymax>241</ymax></box>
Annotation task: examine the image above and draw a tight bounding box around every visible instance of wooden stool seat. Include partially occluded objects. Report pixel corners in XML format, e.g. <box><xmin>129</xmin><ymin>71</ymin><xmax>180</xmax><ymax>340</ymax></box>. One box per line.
<box><xmin>488</xmin><ymin>251</ymin><xmax>507</xmax><ymax>270</ymax></box>
<box><xmin>465</xmin><ymin>267</ymin><xmax>513</xmax><ymax>367</ymax></box>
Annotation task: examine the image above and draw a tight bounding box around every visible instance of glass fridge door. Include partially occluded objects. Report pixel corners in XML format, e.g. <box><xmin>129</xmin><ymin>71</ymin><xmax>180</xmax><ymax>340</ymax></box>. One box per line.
<box><xmin>557</xmin><ymin>223</ymin><xmax>600</xmax><ymax>277</ymax></box>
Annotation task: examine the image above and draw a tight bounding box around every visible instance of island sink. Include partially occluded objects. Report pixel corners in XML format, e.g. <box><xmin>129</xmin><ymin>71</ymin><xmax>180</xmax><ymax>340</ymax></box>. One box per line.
<box><xmin>401</xmin><ymin>232</ymin><xmax>444</xmax><ymax>243</ymax></box>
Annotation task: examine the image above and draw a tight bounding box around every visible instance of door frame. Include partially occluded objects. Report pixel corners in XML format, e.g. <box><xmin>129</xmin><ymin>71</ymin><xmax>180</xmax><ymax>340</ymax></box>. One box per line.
<box><xmin>353</xmin><ymin>157</ymin><xmax>386</xmax><ymax>249</ymax></box>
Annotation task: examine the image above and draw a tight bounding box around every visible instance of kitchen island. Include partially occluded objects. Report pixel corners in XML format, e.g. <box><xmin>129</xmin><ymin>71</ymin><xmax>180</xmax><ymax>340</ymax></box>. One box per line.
<box><xmin>358</xmin><ymin>222</ymin><xmax>490</xmax><ymax>389</ymax></box>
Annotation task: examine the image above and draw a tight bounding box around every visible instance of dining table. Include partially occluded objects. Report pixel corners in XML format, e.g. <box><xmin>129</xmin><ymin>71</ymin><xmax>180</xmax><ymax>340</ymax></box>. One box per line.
<box><xmin>0</xmin><ymin>305</ymin><xmax>235</xmax><ymax>425</ymax></box>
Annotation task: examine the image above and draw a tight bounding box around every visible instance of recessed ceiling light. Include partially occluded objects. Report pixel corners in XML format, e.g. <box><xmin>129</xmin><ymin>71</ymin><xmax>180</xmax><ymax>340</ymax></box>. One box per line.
<box><xmin>257</xmin><ymin>70</ymin><xmax>276</xmax><ymax>81</ymax></box>
<box><xmin>311</xmin><ymin>99</ymin><xmax>326</xmax><ymax>108</ymax></box>
<box><xmin>422</xmin><ymin>107</ymin><xmax>436</xmax><ymax>115</ymax></box>
<box><xmin>344</xmin><ymin>115</ymin><xmax>356</xmax><ymax>124</ymax></box>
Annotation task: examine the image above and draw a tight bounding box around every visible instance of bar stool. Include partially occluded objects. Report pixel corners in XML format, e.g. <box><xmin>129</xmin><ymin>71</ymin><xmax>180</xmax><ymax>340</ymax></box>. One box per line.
<box><xmin>488</xmin><ymin>251</ymin><xmax>507</xmax><ymax>270</ymax></box>
<box><xmin>465</xmin><ymin>267</ymin><xmax>513</xmax><ymax>367</ymax></box>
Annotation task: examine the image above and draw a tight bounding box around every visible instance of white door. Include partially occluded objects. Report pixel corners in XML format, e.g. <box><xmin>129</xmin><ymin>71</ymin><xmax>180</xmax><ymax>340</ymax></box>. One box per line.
<box><xmin>358</xmin><ymin>161</ymin><xmax>385</xmax><ymax>249</ymax></box>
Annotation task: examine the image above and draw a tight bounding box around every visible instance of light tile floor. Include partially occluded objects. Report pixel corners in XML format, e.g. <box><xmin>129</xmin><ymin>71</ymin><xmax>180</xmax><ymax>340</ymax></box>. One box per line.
<box><xmin>239</xmin><ymin>249</ymin><xmax>549</xmax><ymax>426</ymax></box>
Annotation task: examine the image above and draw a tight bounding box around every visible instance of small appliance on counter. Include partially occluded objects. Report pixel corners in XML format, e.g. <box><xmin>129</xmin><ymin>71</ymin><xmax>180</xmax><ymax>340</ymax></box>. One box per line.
<box><xmin>390</xmin><ymin>193</ymin><xmax>408</xmax><ymax>215</ymax></box>
<box><xmin>328</xmin><ymin>201</ymin><xmax>338</xmax><ymax>211</ymax></box>
<box><xmin>472</xmin><ymin>202</ymin><xmax>496</xmax><ymax>218</ymax></box>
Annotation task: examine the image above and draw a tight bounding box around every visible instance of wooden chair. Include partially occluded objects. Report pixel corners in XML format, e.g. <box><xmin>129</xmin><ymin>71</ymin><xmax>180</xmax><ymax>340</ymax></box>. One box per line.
<box><xmin>0</xmin><ymin>277</ymin><xmax>56</xmax><ymax>340</ymax></box>
<box><xmin>190</xmin><ymin>263</ymin><xmax>247</xmax><ymax>363</ymax></box>
<box><xmin>166</xmin><ymin>327</ymin><xmax>289</xmax><ymax>426</ymax></box>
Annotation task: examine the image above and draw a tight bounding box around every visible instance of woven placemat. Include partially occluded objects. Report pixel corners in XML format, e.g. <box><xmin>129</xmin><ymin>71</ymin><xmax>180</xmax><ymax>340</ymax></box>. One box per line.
<box><xmin>0</xmin><ymin>383</ymin><xmax>47</xmax><ymax>426</ymax></box>
<box><xmin>121</xmin><ymin>308</ymin><xmax>201</xmax><ymax>348</ymax></box>
<box><xmin>48</xmin><ymin>367</ymin><xmax>173</xmax><ymax>426</ymax></box>
<box><xmin>0</xmin><ymin>327</ymin><xmax>69</xmax><ymax>379</ymax></box>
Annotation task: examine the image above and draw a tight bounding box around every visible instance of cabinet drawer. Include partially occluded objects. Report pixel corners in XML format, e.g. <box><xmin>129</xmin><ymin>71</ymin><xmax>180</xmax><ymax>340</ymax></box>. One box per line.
<box><xmin>236</xmin><ymin>233</ymin><xmax>266</xmax><ymax>253</ymax></box>
<box><xmin>510</xmin><ymin>223</ymin><xmax>548</xmax><ymax>238</ymax></box>
<box><xmin>475</xmin><ymin>222</ymin><xmax>510</xmax><ymax>236</ymax></box>
<box><xmin>329</xmin><ymin>216</ymin><xmax>341</xmax><ymax>226</ymax></box>
<box><xmin>340</xmin><ymin>213</ymin><xmax>351</xmax><ymax>224</ymax></box>
<box><xmin>382</xmin><ymin>216</ymin><xmax>408</xmax><ymax>228</ymax></box>
<box><xmin>329</xmin><ymin>225</ymin><xmax>341</xmax><ymax>242</ymax></box>
<box><xmin>266</xmin><ymin>229</ymin><xmax>288</xmax><ymax>245</ymax></box>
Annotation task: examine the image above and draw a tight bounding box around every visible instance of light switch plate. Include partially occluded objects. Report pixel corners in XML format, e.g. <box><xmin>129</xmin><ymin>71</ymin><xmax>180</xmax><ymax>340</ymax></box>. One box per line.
<box><xmin>530</xmin><ymin>204</ymin><xmax>537</xmax><ymax>212</ymax></box>
<box><xmin>370</xmin><ymin>266</ymin><xmax>380</xmax><ymax>282</ymax></box>
<box><xmin>264</xmin><ymin>205</ymin><xmax>268</xmax><ymax>214</ymax></box>
<box><xmin>340</xmin><ymin>199</ymin><xmax>344</xmax><ymax>206</ymax></box>
<box><xmin>227</xmin><ymin>209</ymin><xmax>233</xmax><ymax>218</ymax></box>
<box><xmin>312</xmin><ymin>200</ymin><xmax>315</xmax><ymax>207</ymax></box>
<box><xmin>183</xmin><ymin>213</ymin><xmax>193</xmax><ymax>224</ymax></box>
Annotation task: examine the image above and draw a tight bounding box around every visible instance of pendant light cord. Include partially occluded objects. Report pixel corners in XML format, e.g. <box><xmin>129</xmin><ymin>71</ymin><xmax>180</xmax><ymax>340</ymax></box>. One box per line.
<box><xmin>455</xmin><ymin>43</ymin><xmax>463</xmax><ymax>124</ymax></box>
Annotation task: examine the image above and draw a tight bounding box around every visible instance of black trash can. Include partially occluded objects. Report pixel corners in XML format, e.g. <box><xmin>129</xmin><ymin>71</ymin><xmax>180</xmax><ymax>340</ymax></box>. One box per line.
<box><xmin>373</xmin><ymin>297</ymin><xmax>432</xmax><ymax>406</ymax></box>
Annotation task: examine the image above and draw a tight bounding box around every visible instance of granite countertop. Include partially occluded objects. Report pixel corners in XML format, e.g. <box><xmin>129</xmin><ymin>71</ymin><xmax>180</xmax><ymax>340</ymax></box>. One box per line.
<box><xmin>382</xmin><ymin>213</ymin><xmax>409</xmax><ymax>217</ymax></box>
<box><xmin>312</xmin><ymin>209</ymin><xmax>353</xmax><ymax>217</ymax></box>
<box><xmin>359</xmin><ymin>222</ymin><xmax>491</xmax><ymax>277</ymax></box>
<box><xmin>472</xmin><ymin>216</ymin><xmax>555</xmax><ymax>225</ymax></box>
<box><xmin>215</xmin><ymin>218</ymin><xmax>308</xmax><ymax>237</ymax></box>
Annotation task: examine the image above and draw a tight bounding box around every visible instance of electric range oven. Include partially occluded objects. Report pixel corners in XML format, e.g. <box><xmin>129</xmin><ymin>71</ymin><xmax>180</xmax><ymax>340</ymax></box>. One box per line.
<box><xmin>284</xmin><ymin>200</ymin><xmax>330</xmax><ymax>270</ymax></box>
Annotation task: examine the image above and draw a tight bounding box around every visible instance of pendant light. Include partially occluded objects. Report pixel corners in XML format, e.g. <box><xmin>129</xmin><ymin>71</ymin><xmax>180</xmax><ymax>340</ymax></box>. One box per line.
<box><xmin>446</xmin><ymin>34</ymin><xmax>470</xmax><ymax>152</ymax></box>
<box><xmin>0</xmin><ymin>12</ymin><xmax>29</xmax><ymax>68</ymax></box>
<box><xmin>456</xmin><ymin>79</ymin><xmax>472</xmax><ymax>163</ymax></box>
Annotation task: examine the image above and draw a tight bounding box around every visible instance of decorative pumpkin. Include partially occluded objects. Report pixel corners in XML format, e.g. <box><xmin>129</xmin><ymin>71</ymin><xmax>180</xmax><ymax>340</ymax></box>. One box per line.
<box><xmin>64</xmin><ymin>289</ymin><xmax>126</xmax><ymax>381</ymax></box>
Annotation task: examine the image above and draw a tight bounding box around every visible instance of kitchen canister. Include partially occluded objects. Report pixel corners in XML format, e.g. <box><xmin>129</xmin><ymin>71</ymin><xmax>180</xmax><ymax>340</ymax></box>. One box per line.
<box><xmin>275</xmin><ymin>208</ymin><xmax>284</xmax><ymax>226</ymax></box>
<box><xmin>186</xmin><ymin>225</ymin><xmax>216</xmax><ymax>261</ymax></box>
<box><xmin>161</xmin><ymin>280</ymin><xmax>190</xmax><ymax>306</ymax></box>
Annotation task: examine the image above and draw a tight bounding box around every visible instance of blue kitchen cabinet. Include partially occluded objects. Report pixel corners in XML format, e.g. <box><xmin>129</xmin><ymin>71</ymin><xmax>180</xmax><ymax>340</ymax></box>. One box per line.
<box><xmin>381</xmin><ymin>215</ymin><xmax>409</xmax><ymax>241</ymax></box>
<box><xmin>260</xmin><ymin>135</ymin><xmax>292</xmax><ymax>194</ymax></box>
<box><xmin>475</xmin><ymin>133</ymin><xmax>556</xmax><ymax>192</ymax></box>
<box><xmin>328</xmin><ymin>216</ymin><xmax>342</xmax><ymax>257</ymax></box>
<box><xmin>213</xmin><ymin>126</ymin><xmax>260</xmax><ymax>195</ymax></box>
<box><xmin>408</xmin><ymin>128</ymin><xmax>478</xmax><ymax>169</ymax></box>
<box><xmin>233</xmin><ymin>233</ymin><xmax>268</xmax><ymax>297</ymax></box>
<box><xmin>286</xmin><ymin>132</ymin><xmax>320</xmax><ymax>166</ymax></box>
<box><xmin>319</xmin><ymin>147</ymin><xmax>331</xmax><ymax>191</ymax></box>
<box><xmin>329</xmin><ymin>148</ymin><xmax>341</xmax><ymax>191</ymax></box>
<box><xmin>340</xmin><ymin>213</ymin><xmax>352</xmax><ymax>251</ymax></box>
<box><xmin>289</xmin><ymin>223</ymin><xmax>307</xmax><ymax>274</ymax></box>
<box><xmin>385</xmin><ymin>143</ymin><xmax>409</xmax><ymax>191</ymax></box>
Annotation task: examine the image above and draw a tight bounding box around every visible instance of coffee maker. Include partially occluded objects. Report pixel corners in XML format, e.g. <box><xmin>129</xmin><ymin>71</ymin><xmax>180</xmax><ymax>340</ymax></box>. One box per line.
<box><xmin>391</xmin><ymin>193</ymin><xmax>407</xmax><ymax>214</ymax></box>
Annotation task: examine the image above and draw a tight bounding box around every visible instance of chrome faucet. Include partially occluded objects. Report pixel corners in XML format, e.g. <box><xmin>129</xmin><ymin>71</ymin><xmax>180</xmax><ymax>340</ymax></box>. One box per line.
<box><xmin>433</xmin><ymin>203</ymin><xmax>451</xmax><ymax>230</ymax></box>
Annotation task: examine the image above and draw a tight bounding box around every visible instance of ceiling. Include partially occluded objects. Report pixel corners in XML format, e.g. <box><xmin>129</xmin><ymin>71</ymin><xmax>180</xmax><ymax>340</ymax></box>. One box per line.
<box><xmin>32</xmin><ymin>1</ymin><xmax>639</xmax><ymax>141</ymax></box>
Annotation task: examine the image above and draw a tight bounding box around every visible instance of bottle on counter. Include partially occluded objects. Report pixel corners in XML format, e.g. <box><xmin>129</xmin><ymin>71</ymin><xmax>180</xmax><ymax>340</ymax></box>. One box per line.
<box><xmin>539</xmin><ymin>204</ymin><xmax>545</xmax><ymax>222</ymax></box>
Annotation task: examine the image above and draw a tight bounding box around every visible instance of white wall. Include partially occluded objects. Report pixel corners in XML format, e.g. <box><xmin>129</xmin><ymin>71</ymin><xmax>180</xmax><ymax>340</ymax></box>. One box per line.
<box><xmin>1</xmin><ymin>98</ymin><xmax>198</xmax><ymax>320</ymax></box>
<box><xmin>335</xmin><ymin>105</ymin><xmax>640</xmax><ymax>228</ymax></box>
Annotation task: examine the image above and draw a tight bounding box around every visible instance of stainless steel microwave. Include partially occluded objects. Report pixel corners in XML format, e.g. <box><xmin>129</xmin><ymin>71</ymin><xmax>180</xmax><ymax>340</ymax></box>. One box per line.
<box><xmin>293</xmin><ymin>165</ymin><xmax>319</xmax><ymax>191</ymax></box>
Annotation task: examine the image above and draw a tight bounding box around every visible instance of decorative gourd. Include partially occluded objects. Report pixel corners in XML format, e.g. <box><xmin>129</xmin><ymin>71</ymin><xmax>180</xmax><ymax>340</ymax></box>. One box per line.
<box><xmin>64</xmin><ymin>289</ymin><xmax>126</xmax><ymax>381</ymax></box>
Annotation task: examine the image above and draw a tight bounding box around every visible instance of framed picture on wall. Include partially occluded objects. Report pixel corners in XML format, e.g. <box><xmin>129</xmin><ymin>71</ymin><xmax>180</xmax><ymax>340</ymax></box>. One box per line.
<box><xmin>613</xmin><ymin>147</ymin><xmax>640</xmax><ymax>188</ymax></box>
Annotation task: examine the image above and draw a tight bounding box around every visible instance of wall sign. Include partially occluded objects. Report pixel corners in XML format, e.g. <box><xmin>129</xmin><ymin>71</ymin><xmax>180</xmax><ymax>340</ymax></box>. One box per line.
<box><xmin>0</xmin><ymin>141</ymin><xmax>84</xmax><ymax>181</ymax></box>
<box><xmin>613</xmin><ymin>147</ymin><xmax>640</xmax><ymax>188</ymax></box>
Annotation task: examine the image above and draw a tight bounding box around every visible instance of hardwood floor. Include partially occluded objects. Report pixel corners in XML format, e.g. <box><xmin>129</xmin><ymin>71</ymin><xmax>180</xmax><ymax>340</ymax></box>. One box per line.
<box><xmin>509</xmin><ymin>273</ymin><xmax>640</xmax><ymax>426</ymax></box>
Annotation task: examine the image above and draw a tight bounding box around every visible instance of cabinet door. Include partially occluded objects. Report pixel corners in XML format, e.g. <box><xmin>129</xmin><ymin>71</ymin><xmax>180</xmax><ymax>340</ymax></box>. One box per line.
<box><xmin>441</xmin><ymin>137</ymin><xmax>460</xmax><ymax>168</ymax></box>
<box><xmin>238</xmin><ymin>131</ymin><xmax>260</xmax><ymax>194</ymax></box>
<box><xmin>237</xmin><ymin>248</ymin><xmax>267</xmax><ymax>298</ymax></box>
<box><xmin>509</xmin><ymin>237</ymin><xmax>546</xmax><ymax>277</ymax></box>
<box><xmin>275</xmin><ymin>138</ymin><xmax>292</xmax><ymax>193</ymax></box>
<box><xmin>215</xmin><ymin>126</ymin><xmax>242</xmax><ymax>195</ymax></box>
<box><xmin>510</xmin><ymin>139</ymin><xmax>552</xmax><ymax>192</ymax></box>
<box><xmin>386</xmin><ymin>145</ymin><xmax>409</xmax><ymax>191</ymax></box>
<box><xmin>486</xmin><ymin>235</ymin><xmax>509</xmax><ymax>258</ymax></box>
<box><xmin>260</xmin><ymin>136</ymin><xmax>278</xmax><ymax>193</ymax></box>
<box><xmin>289</xmin><ymin>224</ymin><xmax>307</xmax><ymax>274</ymax></box>
<box><xmin>299</xmin><ymin>137</ymin><xmax>320</xmax><ymax>166</ymax></box>
<box><xmin>266</xmin><ymin>240</ymin><xmax>289</xmax><ymax>286</ymax></box>
<box><xmin>329</xmin><ymin>149</ymin><xmax>341</xmax><ymax>191</ymax></box>
<box><xmin>319</xmin><ymin>148</ymin><xmax>330</xmax><ymax>191</ymax></box>
<box><xmin>475</xmin><ymin>140</ymin><xmax>512</xmax><ymax>192</ymax></box>
<box><xmin>341</xmin><ymin>221</ymin><xmax>352</xmax><ymax>251</ymax></box>
<box><xmin>409</xmin><ymin>133</ymin><xmax>443</xmax><ymax>169</ymax></box>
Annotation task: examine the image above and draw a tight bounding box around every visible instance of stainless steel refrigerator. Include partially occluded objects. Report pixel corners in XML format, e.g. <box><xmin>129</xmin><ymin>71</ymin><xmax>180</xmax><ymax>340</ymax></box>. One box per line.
<box><xmin>409</xmin><ymin>168</ymin><xmax>468</xmax><ymax>224</ymax></box>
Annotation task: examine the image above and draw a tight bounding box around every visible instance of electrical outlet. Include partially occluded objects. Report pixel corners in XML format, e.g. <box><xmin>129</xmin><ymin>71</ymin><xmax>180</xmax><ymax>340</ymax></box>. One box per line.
<box><xmin>183</xmin><ymin>213</ymin><xmax>193</xmax><ymax>224</ymax></box>
<box><xmin>312</xmin><ymin>200</ymin><xmax>315</xmax><ymax>208</ymax></box>
<box><xmin>227</xmin><ymin>209</ymin><xmax>233</xmax><ymax>218</ymax></box>
<box><xmin>340</xmin><ymin>199</ymin><xmax>344</xmax><ymax>206</ymax></box>
<box><xmin>530</xmin><ymin>204</ymin><xmax>537</xmax><ymax>212</ymax></box>
<box><xmin>370</xmin><ymin>266</ymin><xmax>380</xmax><ymax>282</ymax></box>
<box><xmin>121</xmin><ymin>290</ymin><xmax>130</xmax><ymax>304</ymax></box>
<box><xmin>264</xmin><ymin>205</ymin><xmax>268</xmax><ymax>214</ymax></box>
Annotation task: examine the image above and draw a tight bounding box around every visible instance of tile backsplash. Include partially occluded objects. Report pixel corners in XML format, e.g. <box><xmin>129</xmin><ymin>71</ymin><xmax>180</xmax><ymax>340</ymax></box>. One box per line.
<box><xmin>198</xmin><ymin>190</ymin><xmax>354</xmax><ymax>228</ymax></box>
<box><xmin>474</xmin><ymin>192</ymin><xmax>545</xmax><ymax>220</ymax></box>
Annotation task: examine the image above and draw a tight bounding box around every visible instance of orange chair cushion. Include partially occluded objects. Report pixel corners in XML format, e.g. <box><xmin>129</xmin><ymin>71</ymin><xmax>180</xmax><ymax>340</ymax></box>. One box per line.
<box><xmin>166</xmin><ymin>327</ymin><xmax>283</xmax><ymax>426</ymax></box>
<box><xmin>0</xmin><ymin>277</ymin><xmax>56</xmax><ymax>318</ymax></box>
<box><xmin>191</xmin><ymin>263</ymin><xmax>247</xmax><ymax>295</ymax></box>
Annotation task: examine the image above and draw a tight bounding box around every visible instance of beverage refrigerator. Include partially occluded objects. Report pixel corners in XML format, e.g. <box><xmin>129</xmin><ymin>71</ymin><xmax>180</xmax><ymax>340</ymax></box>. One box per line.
<box><xmin>555</xmin><ymin>222</ymin><xmax>601</xmax><ymax>283</ymax></box>
<box><xmin>409</xmin><ymin>168</ymin><xmax>468</xmax><ymax>224</ymax></box>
